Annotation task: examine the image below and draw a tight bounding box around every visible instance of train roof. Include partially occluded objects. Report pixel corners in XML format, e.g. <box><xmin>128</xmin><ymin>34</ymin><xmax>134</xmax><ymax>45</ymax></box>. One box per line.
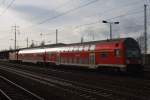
<box><xmin>0</xmin><ymin>37</ymin><xmax>136</xmax><ymax>54</ymax></box>
<box><xmin>19</xmin><ymin>38</ymin><xmax>135</xmax><ymax>53</ymax></box>
<box><xmin>66</xmin><ymin>37</ymin><xmax>135</xmax><ymax>46</ymax></box>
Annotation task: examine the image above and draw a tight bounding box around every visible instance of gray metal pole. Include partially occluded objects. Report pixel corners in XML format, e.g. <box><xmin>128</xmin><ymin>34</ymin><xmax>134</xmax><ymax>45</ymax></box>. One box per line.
<box><xmin>27</xmin><ymin>37</ymin><xmax>29</xmax><ymax>48</ymax></box>
<box><xmin>144</xmin><ymin>4</ymin><xmax>147</xmax><ymax>54</ymax></box>
<box><xmin>110</xmin><ymin>23</ymin><xmax>112</xmax><ymax>39</ymax></box>
<box><xmin>143</xmin><ymin>4</ymin><xmax>147</xmax><ymax>65</ymax></box>
<box><xmin>15</xmin><ymin>26</ymin><xmax>16</xmax><ymax>50</ymax></box>
<box><xmin>12</xmin><ymin>25</ymin><xmax>19</xmax><ymax>50</ymax></box>
<box><xmin>56</xmin><ymin>29</ymin><xmax>58</xmax><ymax>44</ymax></box>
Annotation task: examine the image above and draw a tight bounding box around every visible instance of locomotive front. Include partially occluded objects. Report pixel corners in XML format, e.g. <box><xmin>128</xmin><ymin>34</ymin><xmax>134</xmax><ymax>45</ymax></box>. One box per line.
<box><xmin>124</xmin><ymin>38</ymin><xmax>143</xmax><ymax>72</ymax></box>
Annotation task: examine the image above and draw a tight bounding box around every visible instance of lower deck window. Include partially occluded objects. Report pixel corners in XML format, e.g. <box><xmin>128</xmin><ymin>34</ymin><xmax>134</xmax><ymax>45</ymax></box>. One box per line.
<box><xmin>84</xmin><ymin>58</ymin><xmax>89</xmax><ymax>64</ymax></box>
<box><xmin>79</xmin><ymin>58</ymin><xmax>82</xmax><ymax>64</ymax></box>
<box><xmin>100</xmin><ymin>52</ymin><xmax>108</xmax><ymax>58</ymax></box>
<box><xmin>115</xmin><ymin>49</ymin><xmax>121</xmax><ymax>57</ymax></box>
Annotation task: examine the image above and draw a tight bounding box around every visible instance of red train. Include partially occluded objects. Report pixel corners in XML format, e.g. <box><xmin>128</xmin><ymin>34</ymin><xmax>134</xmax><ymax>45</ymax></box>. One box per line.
<box><xmin>8</xmin><ymin>38</ymin><xmax>142</xmax><ymax>72</ymax></box>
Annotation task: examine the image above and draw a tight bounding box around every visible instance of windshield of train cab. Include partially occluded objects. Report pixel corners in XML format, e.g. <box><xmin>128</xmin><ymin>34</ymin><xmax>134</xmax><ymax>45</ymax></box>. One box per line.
<box><xmin>126</xmin><ymin>48</ymin><xmax>141</xmax><ymax>58</ymax></box>
<box><xmin>124</xmin><ymin>38</ymin><xmax>141</xmax><ymax>58</ymax></box>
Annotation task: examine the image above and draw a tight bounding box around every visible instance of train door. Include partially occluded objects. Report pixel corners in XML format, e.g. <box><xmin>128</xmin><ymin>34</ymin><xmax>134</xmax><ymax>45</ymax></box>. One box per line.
<box><xmin>114</xmin><ymin>49</ymin><xmax>121</xmax><ymax>64</ymax></box>
<box><xmin>89</xmin><ymin>53</ymin><xmax>95</xmax><ymax>68</ymax></box>
<box><xmin>56</xmin><ymin>53</ymin><xmax>60</xmax><ymax>65</ymax></box>
<box><xmin>43</xmin><ymin>51</ymin><xmax>46</xmax><ymax>63</ymax></box>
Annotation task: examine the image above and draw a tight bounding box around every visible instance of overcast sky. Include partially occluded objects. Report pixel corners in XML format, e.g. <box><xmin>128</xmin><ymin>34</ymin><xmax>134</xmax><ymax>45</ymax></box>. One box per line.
<box><xmin>0</xmin><ymin>0</ymin><xmax>149</xmax><ymax>52</ymax></box>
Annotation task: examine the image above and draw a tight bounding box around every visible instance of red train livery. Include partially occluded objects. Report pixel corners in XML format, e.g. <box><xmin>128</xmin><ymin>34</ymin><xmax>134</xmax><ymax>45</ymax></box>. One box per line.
<box><xmin>9</xmin><ymin>38</ymin><xmax>143</xmax><ymax>71</ymax></box>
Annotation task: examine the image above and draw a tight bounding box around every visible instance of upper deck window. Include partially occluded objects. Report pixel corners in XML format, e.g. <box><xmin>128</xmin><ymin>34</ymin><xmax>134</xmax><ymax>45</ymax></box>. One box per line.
<box><xmin>90</xmin><ymin>45</ymin><xmax>95</xmax><ymax>51</ymax></box>
<box><xmin>64</xmin><ymin>47</ymin><xmax>69</xmax><ymax>52</ymax></box>
<box><xmin>73</xmin><ymin>46</ymin><xmax>79</xmax><ymax>51</ymax></box>
<box><xmin>100</xmin><ymin>52</ymin><xmax>108</xmax><ymax>58</ymax></box>
<box><xmin>126</xmin><ymin>49</ymin><xmax>140</xmax><ymax>58</ymax></box>
<box><xmin>69</xmin><ymin>47</ymin><xmax>73</xmax><ymax>52</ymax></box>
<box><xmin>61</xmin><ymin>47</ymin><xmax>64</xmax><ymax>52</ymax></box>
<box><xmin>84</xmin><ymin>45</ymin><xmax>89</xmax><ymax>51</ymax></box>
<box><xmin>79</xmin><ymin>46</ymin><xmax>83</xmax><ymax>51</ymax></box>
<box><xmin>114</xmin><ymin>49</ymin><xmax>121</xmax><ymax>57</ymax></box>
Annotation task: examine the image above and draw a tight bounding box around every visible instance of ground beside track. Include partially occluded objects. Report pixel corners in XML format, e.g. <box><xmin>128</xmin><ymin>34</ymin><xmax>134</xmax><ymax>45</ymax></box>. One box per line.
<box><xmin>0</xmin><ymin>61</ymin><xmax>150</xmax><ymax>100</ymax></box>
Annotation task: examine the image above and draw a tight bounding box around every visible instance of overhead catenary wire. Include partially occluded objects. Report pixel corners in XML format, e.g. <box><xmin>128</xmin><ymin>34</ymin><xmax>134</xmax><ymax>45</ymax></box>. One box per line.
<box><xmin>0</xmin><ymin>0</ymin><xmax>15</xmax><ymax>16</ymax></box>
<box><xmin>38</xmin><ymin>0</ymin><xmax>99</xmax><ymax>24</ymax></box>
<box><xmin>52</xmin><ymin>1</ymin><xmax>145</xmax><ymax>30</ymax></box>
<box><xmin>18</xmin><ymin>1</ymin><xmax>150</xmax><ymax>48</ymax></box>
<box><xmin>22</xmin><ymin>0</ymin><xmax>99</xmax><ymax>30</ymax></box>
<box><xmin>28</xmin><ymin>0</ymin><xmax>73</xmax><ymax>21</ymax></box>
<box><xmin>74</xmin><ymin>9</ymin><xmax>144</xmax><ymax>29</ymax></box>
<box><xmin>106</xmin><ymin>10</ymin><xmax>144</xmax><ymax>20</ymax></box>
<box><xmin>0</xmin><ymin>0</ymin><xmax>5</xmax><ymax>7</ymax></box>
<box><xmin>22</xmin><ymin>0</ymin><xmax>144</xmax><ymax>31</ymax></box>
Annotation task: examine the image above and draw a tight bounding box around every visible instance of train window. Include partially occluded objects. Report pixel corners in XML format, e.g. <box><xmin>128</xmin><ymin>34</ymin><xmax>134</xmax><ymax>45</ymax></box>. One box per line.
<box><xmin>69</xmin><ymin>57</ymin><xmax>72</xmax><ymax>63</ymax></box>
<box><xmin>56</xmin><ymin>48</ymin><xmax>59</xmax><ymax>52</ymax></box>
<box><xmin>74</xmin><ymin>47</ymin><xmax>78</xmax><ymax>52</ymax></box>
<box><xmin>63</xmin><ymin>47</ymin><xmax>66</xmax><ymax>52</ymax></box>
<box><xmin>59</xmin><ymin>47</ymin><xmax>63</xmax><ymax>52</ymax></box>
<box><xmin>79</xmin><ymin>58</ymin><xmax>82</xmax><ymax>64</ymax></box>
<box><xmin>90</xmin><ymin>45</ymin><xmax>95</xmax><ymax>51</ymax></box>
<box><xmin>61</xmin><ymin>57</ymin><xmax>64</xmax><ymax>63</ymax></box>
<box><xmin>79</xmin><ymin>46</ymin><xmax>83</xmax><ymax>51</ymax></box>
<box><xmin>65</xmin><ymin>57</ymin><xmax>68</xmax><ymax>63</ymax></box>
<box><xmin>76</xmin><ymin>58</ymin><xmax>79</xmax><ymax>64</ymax></box>
<box><xmin>100</xmin><ymin>52</ymin><xmax>108</xmax><ymax>58</ymax></box>
<box><xmin>73</xmin><ymin>58</ymin><xmax>75</xmax><ymax>63</ymax></box>
<box><xmin>115</xmin><ymin>49</ymin><xmax>121</xmax><ymax>57</ymax></box>
<box><xmin>60</xmin><ymin>57</ymin><xmax>63</xmax><ymax>63</ymax></box>
<box><xmin>56</xmin><ymin>48</ymin><xmax>60</xmax><ymax>52</ymax></box>
<box><xmin>83</xmin><ymin>57</ymin><xmax>88</xmax><ymax>64</ymax></box>
<box><xmin>126</xmin><ymin>49</ymin><xmax>140</xmax><ymax>58</ymax></box>
<box><xmin>72</xmin><ymin>47</ymin><xmax>75</xmax><ymax>52</ymax></box>
<box><xmin>71</xmin><ymin>58</ymin><xmax>73</xmax><ymax>63</ymax></box>
<box><xmin>48</xmin><ymin>52</ymin><xmax>51</xmax><ymax>56</ymax></box>
<box><xmin>67</xmin><ymin>47</ymin><xmax>70</xmax><ymax>52</ymax></box>
<box><xmin>64</xmin><ymin>47</ymin><xmax>68</xmax><ymax>52</ymax></box>
<box><xmin>84</xmin><ymin>45</ymin><xmax>89</xmax><ymax>51</ymax></box>
<box><xmin>59</xmin><ymin>48</ymin><xmax>62</xmax><ymax>52</ymax></box>
<box><xmin>64</xmin><ymin>57</ymin><xmax>66</xmax><ymax>63</ymax></box>
<box><xmin>62</xmin><ymin>47</ymin><xmax>65</xmax><ymax>52</ymax></box>
<box><xmin>71</xmin><ymin>47</ymin><xmax>74</xmax><ymax>51</ymax></box>
<box><xmin>69</xmin><ymin>47</ymin><xmax>73</xmax><ymax>52</ymax></box>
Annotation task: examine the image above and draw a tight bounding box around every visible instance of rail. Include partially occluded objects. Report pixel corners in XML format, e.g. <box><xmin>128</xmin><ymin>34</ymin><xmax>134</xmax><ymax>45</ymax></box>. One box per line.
<box><xmin>0</xmin><ymin>66</ymin><xmax>149</xmax><ymax>100</ymax></box>
<box><xmin>0</xmin><ymin>75</ymin><xmax>44</xmax><ymax>100</ymax></box>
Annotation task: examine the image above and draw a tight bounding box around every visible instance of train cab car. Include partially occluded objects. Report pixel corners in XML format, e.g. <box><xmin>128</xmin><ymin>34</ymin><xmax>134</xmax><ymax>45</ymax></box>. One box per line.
<box><xmin>43</xmin><ymin>37</ymin><xmax>143</xmax><ymax>72</ymax></box>
<box><xmin>94</xmin><ymin>40</ymin><xmax>125</xmax><ymax>69</ymax></box>
<box><xmin>124</xmin><ymin>38</ymin><xmax>143</xmax><ymax>71</ymax></box>
<box><xmin>94</xmin><ymin>38</ymin><xmax>142</xmax><ymax>71</ymax></box>
<box><xmin>11</xmin><ymin>37</ymin><xmax>142</xmax><ymax>72</ymax></box>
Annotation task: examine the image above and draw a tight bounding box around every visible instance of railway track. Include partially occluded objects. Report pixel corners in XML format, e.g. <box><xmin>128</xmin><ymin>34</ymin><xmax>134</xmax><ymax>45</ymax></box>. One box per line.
<box><xmin>0</xmin><ymin>75</ymin><xmax>44</xmax><ymax>100</ymax></box>
<box><xmin>0</xmin><ymin>66</ymin><xmax>115</xmax><ymax>100</ymax></box>
<box><xmin>2</xmin><ymin>62</ymin><xmax>150</xmax><ymax>88</ymax></box>
<box><xmin>0</xmin><ymin>64</ymin><xmax>149</xmax><ymax>100</ymax></box>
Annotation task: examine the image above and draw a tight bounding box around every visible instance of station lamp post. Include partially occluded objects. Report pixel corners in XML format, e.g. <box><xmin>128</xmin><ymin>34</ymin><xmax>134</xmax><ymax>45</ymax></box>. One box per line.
<box><xmin>102</xmin><ymin>20</ymin><xmax>119</xmax><ymax>40</ymax></box>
